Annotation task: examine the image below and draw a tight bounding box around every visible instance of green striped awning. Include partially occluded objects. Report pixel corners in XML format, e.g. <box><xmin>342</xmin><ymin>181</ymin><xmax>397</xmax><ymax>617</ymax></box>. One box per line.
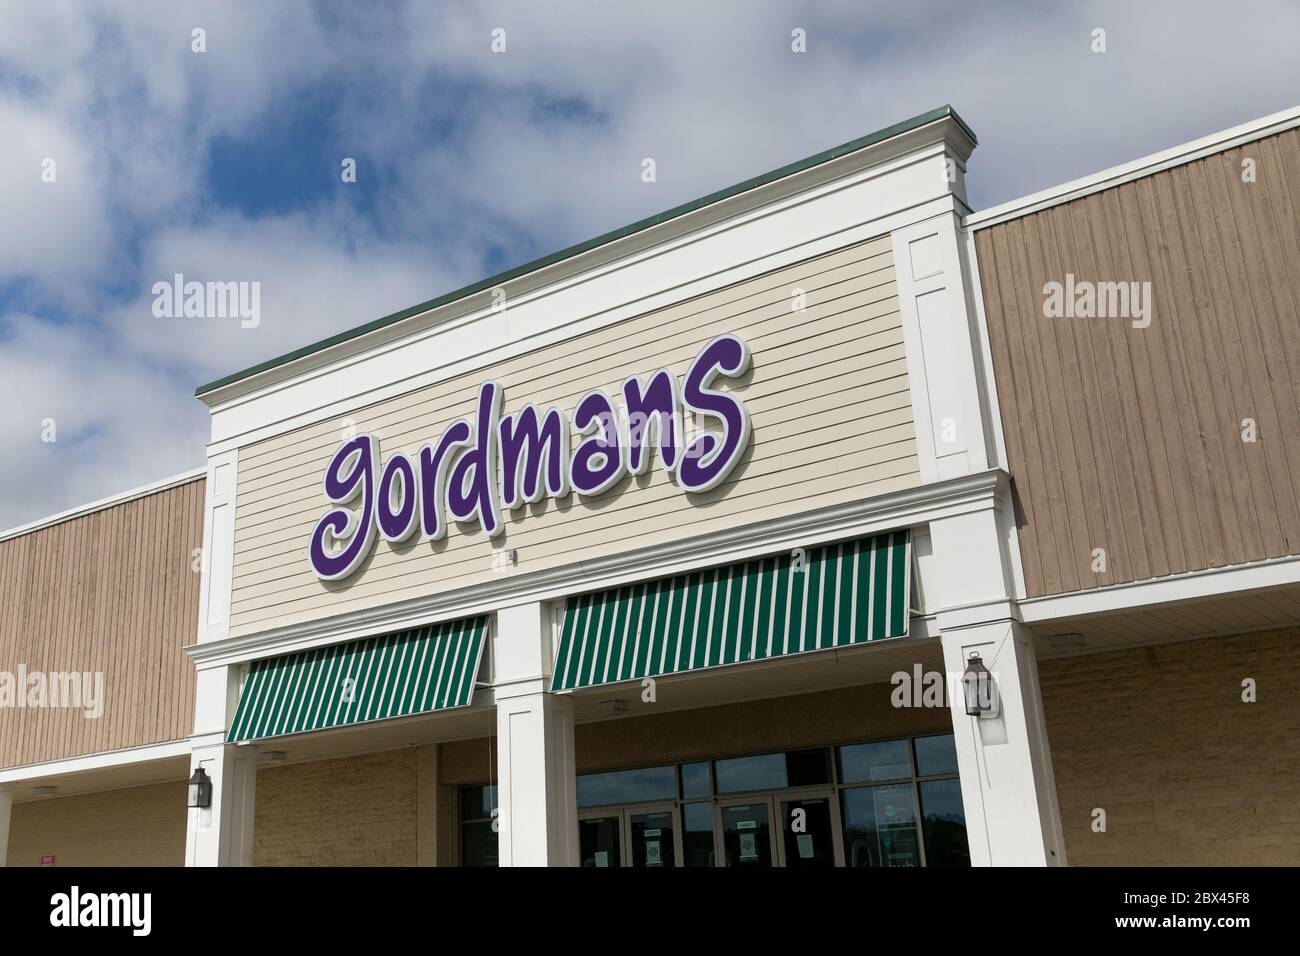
<box><xmin>551</xmin><ymin>531</ymin><xmax>910</xmax><ymax>692</ymax></box>
<box><xmin>227</xmin><ymin>616</ymin><xmax>488</xmax><ymax>743</ymax></box>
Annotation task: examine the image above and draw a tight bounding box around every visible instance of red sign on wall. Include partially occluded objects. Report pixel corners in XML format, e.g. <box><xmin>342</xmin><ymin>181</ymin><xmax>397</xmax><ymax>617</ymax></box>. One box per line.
<box><xmin>39</xmin><ymin>854</ymin><xmax>55</xmax><ymax>867</ymax></box>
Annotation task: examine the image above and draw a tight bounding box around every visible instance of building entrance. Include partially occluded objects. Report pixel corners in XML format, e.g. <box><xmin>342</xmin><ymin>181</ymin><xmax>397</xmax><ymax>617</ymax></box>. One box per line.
<box><xmin>562</xmin><ymin>733</ymin><xmax>967</xmax><ymax>868</ymax></box>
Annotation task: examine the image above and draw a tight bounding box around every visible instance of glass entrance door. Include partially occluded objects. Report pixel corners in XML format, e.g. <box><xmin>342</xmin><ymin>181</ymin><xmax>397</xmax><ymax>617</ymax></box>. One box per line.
<box><xmin>718</xmin><ymin>798</ymin><xmax>776</xmax><ymax>867</ymax></box>
<box><xmin>580</xmin><ymin>805</ymin><xmax>681</xmax><ymax>867</ymax></box>
<box><xmin>628</xmin><ymin>808</ymin><xmax>676</xmax><ymax>868</ymax></box>
<box><xmin>778</xmin><ymin>794</ymin><xmax>840</xmax><ymax>867</ymax></box>
<box><xmin>578</xmin><ymin>813</ymin><xmax>621</xmax><ymax>868</ymax></box>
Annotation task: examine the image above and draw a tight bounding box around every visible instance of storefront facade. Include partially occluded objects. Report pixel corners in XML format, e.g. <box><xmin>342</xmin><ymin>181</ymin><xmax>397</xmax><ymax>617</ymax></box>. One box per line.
<box><xmin>181</xmin><ymin>103</ymin><xmax>1046</xmax><ymax>868</ymax></box>
<box><xmin>4</xmin><ymin>103</ymin><xmax>1300</xmax><ymax>867</ymax></box>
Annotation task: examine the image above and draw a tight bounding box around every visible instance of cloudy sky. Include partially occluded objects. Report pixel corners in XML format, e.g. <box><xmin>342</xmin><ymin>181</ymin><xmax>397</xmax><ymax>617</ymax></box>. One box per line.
<box><xmin>1</xmin><ymin>0</ymin><xmax>1297</xmax><ymax>529</ymax></box>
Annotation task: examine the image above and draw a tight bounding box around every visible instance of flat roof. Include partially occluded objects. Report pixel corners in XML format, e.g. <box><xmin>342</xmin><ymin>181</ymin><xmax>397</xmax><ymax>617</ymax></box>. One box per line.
<box><xmin>0</xmin><ymin>467</ymin><xmax>206</xmax><ymax>545</ymax></box>
<box><xmin>195</xmin><ymin>105</ymin><xmax>974</xmax><ymax>398</ymax></box>
<box><xmin>967</xmin><ymin>102</ymin><xmax>1300</xmax><ymax>230</ymax></box>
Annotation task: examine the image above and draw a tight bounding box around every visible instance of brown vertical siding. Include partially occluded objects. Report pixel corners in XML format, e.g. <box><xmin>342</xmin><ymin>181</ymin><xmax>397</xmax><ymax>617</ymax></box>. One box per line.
<box><xmin>0</xmin><ymin>479</ymin><xmax>204</xmax><ymax>768</ymax></box>
<box><xmin>977</xmin><ymin>128</ymin><xmax>1300</xmax><ymax>597</ymax></box>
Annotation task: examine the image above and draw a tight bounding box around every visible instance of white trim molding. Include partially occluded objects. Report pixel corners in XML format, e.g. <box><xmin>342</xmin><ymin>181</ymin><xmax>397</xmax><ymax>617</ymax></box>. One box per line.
<box><xmin>1019</xmin><ymin>553</ymin><xmax>1300</xmax><ymax>625</ymax></box>
<box><xmin>0</xmin><ymin>739</ymin><xmax>192</xmax><ymax>786</ymax></box>
<box><xmin>200</xmin><ymin>115</ymin><xmax>977</xmax><ymax>453</ymax></box>
<box><xmin>187</xmin><ymin>470</ymin><xmax>1009</xmax><ymax>670</ymax></box>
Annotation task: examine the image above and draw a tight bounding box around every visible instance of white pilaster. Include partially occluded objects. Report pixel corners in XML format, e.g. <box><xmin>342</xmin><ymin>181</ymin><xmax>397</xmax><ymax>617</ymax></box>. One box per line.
<box><xmin>0</xmin><ymin>789</ymin><xmax>12</xmax><ymax>867</ymax></box>
<box><xmin>939</xmin><ymin>618</ymin><xmax>1066</xmax><ymax>866</ymax></box>
<box><xmin>185</xmin><ymin>661</ymin><xmax>256</xmax><ymax>866</ymax></box>
<box><xmin>196</xmin><ymin>449</ymin><xmax>238</xmax><ymax>645</ymax></box>
<box><xmin>921</xmin><ymin>480</ymin><xmax>1063</xmax><ymax>866</ymax></box>
<box><xmin>492</xmin><ymin>601</ymin><xmax>578</xmax><ymax>867</ymax></box>
<box><xmin>184</xmin><ymin>741</ymin><xmax>257</xmax><ymax>867</ymax></box>
<box><xmin>892</xmin><ymin>212</ymin><xmax>996</xmax><ymax>484</ymax></box>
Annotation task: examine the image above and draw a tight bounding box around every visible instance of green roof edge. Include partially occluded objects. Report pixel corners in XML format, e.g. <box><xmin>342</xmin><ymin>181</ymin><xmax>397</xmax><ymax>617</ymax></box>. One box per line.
<box><xmin>196</xmin><ymin>104</ymin><xmax>973</xmax><ymax>398</ymax></box>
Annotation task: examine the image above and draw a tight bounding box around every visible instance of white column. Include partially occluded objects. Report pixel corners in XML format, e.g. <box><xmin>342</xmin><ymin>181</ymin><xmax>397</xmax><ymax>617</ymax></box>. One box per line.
<box><xmin>0</xmin><ymin>789</ymin><xmax>12</xmax><ymax>867</ymax></box>
<box><xmin>493</xmin><ymin>601</ymin><xmax>578</xmax><ymax>867</ymax></box>
<box><xmin>184</xmin><ymin>662</ymin><xmax>257</xmax><ymax>866</ymax></box>
<box><xmin>940</xmin><ymin>618</ymin><xmax>1066</xmax><ymax>866</ymax></box>
<box><xmin>185</xmin><ymin>741</ymin><xmax>257</xmax><ymax>867</ymax></box>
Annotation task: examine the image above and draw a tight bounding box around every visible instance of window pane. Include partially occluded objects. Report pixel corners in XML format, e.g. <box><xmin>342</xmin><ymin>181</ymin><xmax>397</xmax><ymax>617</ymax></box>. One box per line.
<box><xmin>716</xmin><ymin>753</ymin><xmax>786</xmax><ymax>792</ymax></box>
<box><xmin>459</xmin><ymin>784</ymin><xmax>497</xmax><ymax>821</ymax></box>
<box><xmin>715</xmin><ymin>749</ymin><xmax>829</xmax><ymax>793</ymax></box>
<box><xmin>576</xmin><ymin>765</ymin><xmax>676</xmax><ymax>807</ymax></box>
<box><xmin>786</xmin><ymin>748</ymin><xmax>831</xmax><ymax>787</ymax></box>
<box><xmin>682</xmin><ymin>803</ymin><xmax>715</xmax><ymax>868</ymax></box>
<box><xmin>681</xmin><ymin>761</ymin><xmax>711</xmax><ymax>799</ymax></box>
<box><xmin>838</xmin><ymin>739</ymin><xmax>912</xmax><ymax>784</ymax></box>
<box><xmin>915</xmin><ymin>734</ymin><xmax>959</xmax><ymax>777</ymax></box>
<box><xmin>461</xmin><ymin>820</ymin><xmax>499</xmax><ymax>867</ymax></box>
<box><xmin>919</xmin><ymin>778</ymin><xmax>970</xmax><ymax>866</ymax></box>
<box><xmin>840</xmin><ymin>783</ymin><xmax>920</xmax><ymax>867</ymax></box>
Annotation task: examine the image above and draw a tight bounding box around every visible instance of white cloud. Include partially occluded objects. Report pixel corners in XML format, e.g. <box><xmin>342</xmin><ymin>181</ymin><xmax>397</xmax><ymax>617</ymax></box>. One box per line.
<box><xmin>1</xmin><ymin>0</ymin><xmax>1298</xmax><ymax>528</ymax></box>
<box><xmin>0</xmin><ymin>98</ymin><xmax>112</xmax><ymax>287</ymax></box>
<box><xmin>116</xmin><ymin>212</ymin><xmax>462</xmax><ymax>381</ymax></box>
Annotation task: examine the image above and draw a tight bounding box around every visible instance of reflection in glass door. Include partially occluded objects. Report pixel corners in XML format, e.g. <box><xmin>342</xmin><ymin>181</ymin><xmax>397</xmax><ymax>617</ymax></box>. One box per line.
<box><xmin>718</xmin><ymin>799</ymin><xmax>775</xmax><ymax>867</ymax></box>
<box><xmin>840</xmin><ymin>782</ymin><xmax>921</xmax><ymax>867</ymax></box>
<box><xmin>578</xmin><ymin>814</ymin><xmax>621</xmax><ymax>868</ymax></box>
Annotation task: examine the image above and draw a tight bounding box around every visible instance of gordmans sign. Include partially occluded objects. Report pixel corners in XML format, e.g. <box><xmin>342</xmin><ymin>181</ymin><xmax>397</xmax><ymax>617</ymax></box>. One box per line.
<box><xmin>308</xmin><ymin>334</ymin><xmax>753</xmax><ymax>580</ymax></box>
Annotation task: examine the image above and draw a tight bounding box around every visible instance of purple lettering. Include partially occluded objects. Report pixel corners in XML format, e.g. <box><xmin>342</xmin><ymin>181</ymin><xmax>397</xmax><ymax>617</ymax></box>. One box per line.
<box><xmin>307</xmin><ymin>334</ymin><xmax>753</xmax><ymax>581</ymax></box>
<box><xmin>677</xmin><ymin>334</ymin><xmax>751</xmax><ymax>493</ymax></box>
<box><xmin>447</xmin><ymin>382</ymin><xmax>504</xmax><ymax>536</ymax></box>
<box><xmin>308</xmin><ymin>435</ymin><xmax>378</xmax><ymax>579</ymax></box>
<box><xmin>376</xmin><ymin>452</ymin><xmax>419</xmax><ymax>542</ymax></box>
<box><xmin>570</xmin><ymin>390</ymin><xmax>625</xmax><ymax>496</ymax></box>
<box><xmin>622</xmin><ymin>369</ymin><xmax>679</xmax><ymax>475</ymax></box>
<box><xmin>419</xmin><ymin>420</ymin><xmax>472</xmax><ymax>541</ymax></box>
<box><xmin>499</xmin><ymin>403</ymin><xmax>569</xmax><ymax>509</ymax></box>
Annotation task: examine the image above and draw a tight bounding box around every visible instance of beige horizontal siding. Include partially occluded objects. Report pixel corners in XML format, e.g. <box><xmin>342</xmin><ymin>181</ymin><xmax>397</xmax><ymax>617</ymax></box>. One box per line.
<box><xmin>978</xmin><ymin>128</ymin><xmax>1300</xmax><ymax>597</ymax></box>
<box><xmin>229</xmin><ymin>237</ymin><xmax>919</xmax><ymax>637</ymax></box>
<box><xmin>0</xmin><ymin>480</ymin><xmax>203</xmax><ymax>769</ymax></box>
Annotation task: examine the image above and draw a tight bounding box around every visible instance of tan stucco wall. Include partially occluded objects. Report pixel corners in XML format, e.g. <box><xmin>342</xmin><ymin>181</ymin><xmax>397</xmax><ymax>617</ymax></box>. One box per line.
<box><xmin>1041</xmin><ymin>627</ymin><xmax>1300</xmax><ymax>866</ymax></box>
<box><xmin>6</xmin><ymin>781</ymin><xmax>185</xmax><ymax>867</ymax></box>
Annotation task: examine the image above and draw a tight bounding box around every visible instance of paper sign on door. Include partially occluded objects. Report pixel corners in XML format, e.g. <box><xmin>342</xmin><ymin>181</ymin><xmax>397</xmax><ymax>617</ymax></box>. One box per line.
<box><xmin>737</xmin><ymin>820</ymin><xmax>758</xmax><ymax>861</ymax></box>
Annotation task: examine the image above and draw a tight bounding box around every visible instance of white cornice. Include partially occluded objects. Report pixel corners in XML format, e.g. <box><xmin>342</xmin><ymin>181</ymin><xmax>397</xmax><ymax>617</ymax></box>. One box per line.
<box><xmin>967</xmin><ymin>103</ymin><xmax>1300</xmax><ymax>230</ymax></box>
<box><xmin>187</xmin><ymin>469</ymin><xmax>1007</xmax><ymax>669</ymax></box>
<box><xmin>0</xmin><ymin>468</ymin><xmax>205</xmax><ymax>546</ymax></box>
<box><xmin>200</xmin><ymin>115</ymin><xmax>972</xmax><ymax>420</ymax></box>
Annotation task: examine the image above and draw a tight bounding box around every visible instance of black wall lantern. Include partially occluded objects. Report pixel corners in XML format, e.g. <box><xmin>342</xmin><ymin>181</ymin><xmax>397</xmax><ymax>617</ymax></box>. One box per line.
<box><xmin>962</xmin><ymin>652</ymin><xmax>995</xmax><ymax>716</ymax></box>
<box><xmin>187</xmin><ymin>766</ymin><xmax>213</xmax><ymax>809</ymax></box>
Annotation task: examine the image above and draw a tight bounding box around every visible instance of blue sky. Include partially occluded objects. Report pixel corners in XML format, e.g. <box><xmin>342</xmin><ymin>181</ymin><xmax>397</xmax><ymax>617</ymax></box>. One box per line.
<box><xmin>2</xmin><ymin>0</ymin><xmax>1298</xmax><ymax>528</ymax></box>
